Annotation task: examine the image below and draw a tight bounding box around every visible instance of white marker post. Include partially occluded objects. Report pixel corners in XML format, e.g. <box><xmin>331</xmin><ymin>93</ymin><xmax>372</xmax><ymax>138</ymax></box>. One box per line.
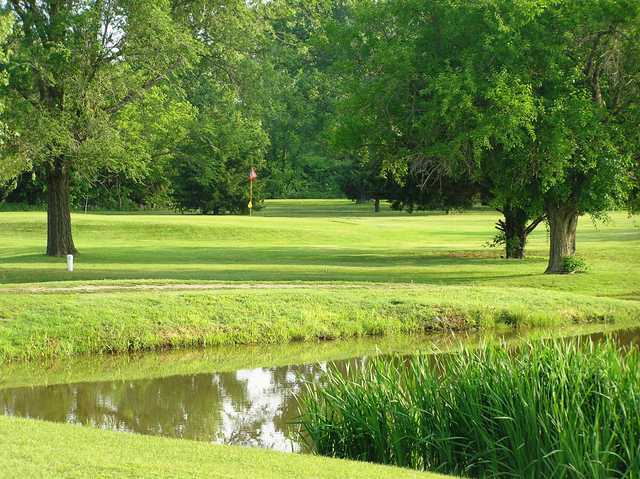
<box><xmin>66</xmin><ymin>254</ymin><xmax>74</xmax><ymax>273</ymax></box>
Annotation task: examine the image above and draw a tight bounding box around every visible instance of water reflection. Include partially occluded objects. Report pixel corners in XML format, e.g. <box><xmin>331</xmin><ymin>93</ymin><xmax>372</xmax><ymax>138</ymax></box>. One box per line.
<box><xmin>0</xmin><ymin>359</ymin><xmax>362</xmax><ymax>452</ymax></box>
<box><xmin>0</xmin><ymin>327</ymin><xmax>638</xmax><ymax>452</ymax></box>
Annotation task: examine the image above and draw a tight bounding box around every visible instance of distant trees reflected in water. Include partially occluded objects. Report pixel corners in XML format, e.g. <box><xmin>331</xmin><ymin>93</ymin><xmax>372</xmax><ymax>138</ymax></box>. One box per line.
<box><xmin>0</xmin><ymin>360</ymin><xmax>361</xmax><ymax>452</ymax></box>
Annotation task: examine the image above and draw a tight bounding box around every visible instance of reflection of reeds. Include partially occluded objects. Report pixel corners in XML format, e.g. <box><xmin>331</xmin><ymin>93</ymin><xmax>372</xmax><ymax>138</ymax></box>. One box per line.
<box><xmin>299</xmin><ymin>340</ymin><xmax>640</xmax><ymax>477</ymax></box>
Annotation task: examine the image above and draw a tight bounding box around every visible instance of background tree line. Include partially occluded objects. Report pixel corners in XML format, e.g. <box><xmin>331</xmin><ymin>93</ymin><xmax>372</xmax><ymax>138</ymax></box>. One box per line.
<box><xmin>0</xmin><ymin>0</ymin><xmax>345</xmax><ymax>220</ymax></box>
<box><xmin>0</xmin><ymin>0</ymin><xmax>638</xmax><ymax>273</ymax></box>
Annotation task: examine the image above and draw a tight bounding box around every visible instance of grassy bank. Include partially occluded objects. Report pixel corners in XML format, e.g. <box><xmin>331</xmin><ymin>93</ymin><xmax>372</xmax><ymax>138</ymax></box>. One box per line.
<box><xmin>300</xmin><ymin>340</ymin><xmax>640</xmax><ymax>477</ymax></box>
<box><xmin>1</xmin><ymin>285</ymin><xmax>638</xmax><ymax>363</ymax></box>
<box><xmin>0</xmin><ymin>416</ymin><xmax>447</xmax><ymax>479</ymax></box>
<box><xmin>2</xmin><ymin>322</ymin><xmax>634</xmax><ymax>390</ymax></box>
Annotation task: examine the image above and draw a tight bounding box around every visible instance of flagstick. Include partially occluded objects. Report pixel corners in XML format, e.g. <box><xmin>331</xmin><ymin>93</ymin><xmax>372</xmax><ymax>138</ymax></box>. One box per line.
<box><xmin>248</xmin><ymin>167</ymin><xmax>256</xmax><ymax>216</ymax></box>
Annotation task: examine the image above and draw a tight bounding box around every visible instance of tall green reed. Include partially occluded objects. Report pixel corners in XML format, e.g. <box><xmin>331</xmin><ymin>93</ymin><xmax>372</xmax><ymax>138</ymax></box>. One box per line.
<box><xmin>298</xmin><ymin>340</ymin><xmax>640</xmax><ymax>478</ymax></box>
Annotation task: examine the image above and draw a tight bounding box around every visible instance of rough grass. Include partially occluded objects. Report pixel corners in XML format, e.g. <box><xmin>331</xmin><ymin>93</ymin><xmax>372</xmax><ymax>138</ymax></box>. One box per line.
<box><xmin>0</xmin><ymin>285</ymin><xmax>638</xmax><ymax>363</ymax></box>
<box><xmin>300</xmin><ymin>340</ymin><xmax>640</xmax><ymax>478</ymax></box>
<box><xmin>0</xmin><ymin>415</ymin><xmax>448</xmax><ymax>479</ymax></box>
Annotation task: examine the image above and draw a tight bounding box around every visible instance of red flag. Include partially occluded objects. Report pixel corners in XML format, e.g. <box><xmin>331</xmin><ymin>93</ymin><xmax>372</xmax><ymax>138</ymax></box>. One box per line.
<box><xmin>249</xmin><ymin>168</ymin><xmax>257</xmax><ymax>182</ymax></box>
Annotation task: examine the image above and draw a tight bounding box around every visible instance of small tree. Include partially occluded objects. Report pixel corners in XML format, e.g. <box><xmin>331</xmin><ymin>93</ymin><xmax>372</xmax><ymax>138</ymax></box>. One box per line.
<box><xmin>340</xmin><ymin>147</ymin><xmax>391</xmax><ymax>212</ymax></box>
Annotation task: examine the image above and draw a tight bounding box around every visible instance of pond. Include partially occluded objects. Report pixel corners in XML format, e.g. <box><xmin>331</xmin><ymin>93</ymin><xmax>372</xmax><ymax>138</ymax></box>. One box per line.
<box><xmin>1</xmin><ymin>325</ymin><xmax>638</xmax><ymax>453</ymax></box>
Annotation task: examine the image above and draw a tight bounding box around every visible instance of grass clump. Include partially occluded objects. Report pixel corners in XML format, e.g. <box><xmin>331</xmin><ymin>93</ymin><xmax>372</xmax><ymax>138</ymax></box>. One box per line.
<box><xmin>299</xmin><ymin>340</ymin><xmax>640</xmax><ymax>478</ymax></box>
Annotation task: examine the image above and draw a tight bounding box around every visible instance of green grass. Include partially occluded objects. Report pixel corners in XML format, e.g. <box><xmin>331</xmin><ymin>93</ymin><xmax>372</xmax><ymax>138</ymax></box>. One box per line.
<box><xmin>0</xmin><ymin>286</ymin><xmax>638</xmax><ymax>363</ymax></box>
<box><xmin>0</xmin><ymin>201</ymin><xmax>638</xmax><ymax>300</ymax></box>
<box><xmin>0</xmin><ymin>199</ymin><xmax>638</xmax><ymax>478</ymax></box>
<box><xmin>0</xmin><ymin>415</ymin><xmax>447</xmax><ymax>479</ymax></box>
<box><xmin>0</xmin><ymin>200</ymin><xmax>639</xmax><ymax>362</ymax></box>
<box><xmin>300</xmin><ymin>340</ymin><xmax>640</xmax><ymax>477</ymax></box>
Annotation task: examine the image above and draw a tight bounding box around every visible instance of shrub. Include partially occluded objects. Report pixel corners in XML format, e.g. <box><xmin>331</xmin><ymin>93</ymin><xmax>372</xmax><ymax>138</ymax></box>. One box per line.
<box><xmin>298</xmin><ymin>340</ymin><xmax>640</xmax><ymax>478</ymax></box>
<box><xmin>562</xmin><ymin>254</ymin><xmax>588</xmax><ymax>273</ymax></box>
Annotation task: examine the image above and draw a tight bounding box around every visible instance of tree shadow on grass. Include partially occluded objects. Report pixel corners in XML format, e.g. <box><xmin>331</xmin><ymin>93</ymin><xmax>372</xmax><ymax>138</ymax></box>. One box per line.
<box><xmin>0</xmin><ymin>246</ymin><xmax>545</xmax><ymax>267</ymax></box>
<box><xmin>0</xmin><ymin>267</ymin><xmax>544</xmax><ymax>287</ymax></box>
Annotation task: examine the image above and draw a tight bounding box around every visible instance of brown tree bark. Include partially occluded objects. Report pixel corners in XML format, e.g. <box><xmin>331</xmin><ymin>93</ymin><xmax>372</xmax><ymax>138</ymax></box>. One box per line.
<box><xmin>497</xmin><ymin>205</ymin><xmax>545</xmax><ymax>259</ymax></box>
<box><xmin>502</xmin><ymin>206</ymin><xmax>528</xmax><ymax>259</ymax></box>
<box><xmin>545</xmin><ymin>203</ymin><xmax>578</xmax><ymax>274</ymax></box>
<box><xmin>46</xmin><ymin>158</ymin><xmax>77</xmax><ymax>256</ymax></box>
<box><xmin>374</xmin><ymin>198</ymin><xmax>380</xmax><ymax>213</ymax></box>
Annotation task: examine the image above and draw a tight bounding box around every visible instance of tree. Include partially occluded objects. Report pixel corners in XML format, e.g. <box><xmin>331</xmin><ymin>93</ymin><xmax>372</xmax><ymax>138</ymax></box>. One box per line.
<box><xmin>257</xmin><ymin>0</ymin><xmax>348</xmax><ymax>199</ymax></box>
<box><xmin>482</xmin><ymin>148</ymin><xmax>546</xmax><ymax>260</ymax></box>
<box><xmin>340</xmin><ymin>147</ymin><xmax>389</xmax><ymax>211</ymax></box>
<box><xmin>0</xmin><ymin>12</ymin><xmax>11</xmax><ymax>173</ymax></box>
<box><xmin>322</xmin><ymin>0</ymin><xmax>639</xmax><ymax>272</ymax></box>
<box><xmin>341</xmin><ymin>148</ymin><xmax>480</xmax><ymax>214</ymax></box>
<box><xmin>322</xmin><ymin>0</ymin><xmax>542</xmax><ymax>258</ymax></box>
<box><xmin>508</xmin><ymin>1</ymin><xmax>638</xmax><ymax>272</ymax></box>
<box><xmin>167</xmin><ymin>0</ymin><xmax>270</xmax><ymax>215</ymax></box>
<box><xmin>0</xmin><ymin>0</ymin><xmax>198</xmax><ymax>255</ymax></box>
<box><xmin>170</xmin><ymin>91</ymin><xmax>268</xmax><ymax>215</ymax></box>
<box><xmin>492</xmin><ymin>204</ymin><xmax>545</xmax><ymax>260</ymax></box>
<box><xmin>631</xmin><ymin>158</ymin><xmax>640</xmax><ymax>213</ymax></box>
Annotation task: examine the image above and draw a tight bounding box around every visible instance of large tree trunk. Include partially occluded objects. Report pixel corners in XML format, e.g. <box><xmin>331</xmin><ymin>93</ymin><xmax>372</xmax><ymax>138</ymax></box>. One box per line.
<box><xmin>46</xmin><ymin>159</ymin><xmax>77</xmax><ymax>257</ymax></box>
<box><xmin>374</xmin><ymin>198</ymin><xmax>380</xmax><ymax>213</ymax></box>
<box><xmin>545</xmin><ymin>203</ymin><xmax>578</xmax><ymax>274</ymax></box>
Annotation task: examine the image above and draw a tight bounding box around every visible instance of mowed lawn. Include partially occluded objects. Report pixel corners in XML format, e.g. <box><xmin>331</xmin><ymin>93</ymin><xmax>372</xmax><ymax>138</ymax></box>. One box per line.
<box><xmin>0</xmin><ymin>199</ymin><xmax>639</xmax><ymax>362</ymax></box>
<box><xmin>0</xmin><ymin>416</ymin><xmax>445</xmax><ymax>479</ymax></box>
<box><xmin>0</xmin><ymin>199</ymin><xmax>638</xmax><ymax>300</ymax></box>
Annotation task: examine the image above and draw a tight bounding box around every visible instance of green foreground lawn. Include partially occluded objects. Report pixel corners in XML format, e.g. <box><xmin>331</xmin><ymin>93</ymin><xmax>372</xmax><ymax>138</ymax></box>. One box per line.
<box><xmin>0</xmin><ymin>416</ymin><xmax>446</xmax><ymax>479</ymax></box>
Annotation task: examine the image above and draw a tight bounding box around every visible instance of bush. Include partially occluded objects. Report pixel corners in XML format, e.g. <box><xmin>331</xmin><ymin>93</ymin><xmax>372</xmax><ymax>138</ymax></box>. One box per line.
<box><xmin>562</xmin><ymin>255</ymin><xmax>588</xmax><ymax>273</ymax></box>
<box><xmin>299</xmin><ymin>340</ymin><xmax>640</xmax><ymax>478</ymax></box>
